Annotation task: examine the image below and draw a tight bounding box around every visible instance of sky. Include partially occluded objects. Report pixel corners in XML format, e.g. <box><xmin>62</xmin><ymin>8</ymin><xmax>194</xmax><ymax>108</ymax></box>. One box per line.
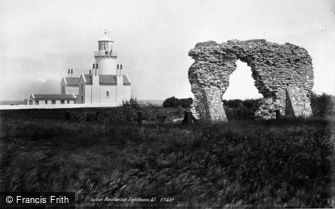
<box><xmin>0</xmin><ymin>0</ymin><xmax>334</xmax><ymax>101</ymax></box>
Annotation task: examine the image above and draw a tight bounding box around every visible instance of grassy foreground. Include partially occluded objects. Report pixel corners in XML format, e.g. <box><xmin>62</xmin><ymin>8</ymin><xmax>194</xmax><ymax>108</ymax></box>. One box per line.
<box><xmin>0</xmin><ymin>110</ymin><xmax>334</xmax><ymax>208</ymax></box>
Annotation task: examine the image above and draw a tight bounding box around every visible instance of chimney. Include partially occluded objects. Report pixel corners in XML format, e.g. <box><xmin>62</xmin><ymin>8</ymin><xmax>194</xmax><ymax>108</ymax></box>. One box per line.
<box><xmin>120</xmin><ymin>65</ymin><xmax>123</xmax><ymax>76</ymax></box>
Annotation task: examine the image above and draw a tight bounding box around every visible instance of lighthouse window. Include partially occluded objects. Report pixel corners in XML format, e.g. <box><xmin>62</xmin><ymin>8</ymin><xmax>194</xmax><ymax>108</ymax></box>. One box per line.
<box><xmin>106</xmin><ymin>91</ymin><xmax>109</xmax><ymax>97</ymax></box>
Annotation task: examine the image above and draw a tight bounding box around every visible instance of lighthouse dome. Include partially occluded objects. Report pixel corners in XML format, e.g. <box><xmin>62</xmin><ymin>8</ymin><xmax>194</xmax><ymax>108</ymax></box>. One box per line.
<box><xmin>99</xmin><ymin>31</ymin><xmax>113</xmax><ymax>42</ymax></box>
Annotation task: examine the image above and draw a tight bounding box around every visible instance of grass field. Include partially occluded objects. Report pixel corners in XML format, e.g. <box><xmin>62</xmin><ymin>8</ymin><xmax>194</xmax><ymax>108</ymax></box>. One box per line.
<box><xmin>0</xmin><ymin>105</ymin><xmax>334</xmax><ymax>208</ymax></box>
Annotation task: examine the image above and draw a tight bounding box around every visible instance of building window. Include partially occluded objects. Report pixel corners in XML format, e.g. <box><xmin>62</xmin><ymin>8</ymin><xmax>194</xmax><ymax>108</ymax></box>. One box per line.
<box><xmin>52</xmin><ymin>100</ymin><xmax>56</xmax><ymax>104</ymax></box>
<box><xmin>67</xmin><ymin>100</ymin><xmax>70</xmax><ymax>104</ymax></box>
<box><xmin>45</xmin><ymin>100</ymin><xmax>48</xmax><ymax>104</ymax></box>
<box><xmin>35</xmin><ymin>100</ymin><xmax>39</xmax><ymax>105</ymax></box>
<box><xmin>61</xmin><ymin>100</ymin><xmax>65</xmax><ymax>104</ymax></box>
<box><xmin>106</xmin><ymin>91</ymin><xmax>109</xmax><ymax>97</ymax></box>
<box><xmin>29</xmin><ymin>100</ymin><xmax>33</xmax><ymax>105</ymax></box>
<box><xmin>81</xmin><ymin>84</ymin><xmax>84</xmax><ymax>91</ymax></box>
<box><xmin>81</xmin><ymin>96</ymin><xmax>83</xmax><ymax>103</ymax></box>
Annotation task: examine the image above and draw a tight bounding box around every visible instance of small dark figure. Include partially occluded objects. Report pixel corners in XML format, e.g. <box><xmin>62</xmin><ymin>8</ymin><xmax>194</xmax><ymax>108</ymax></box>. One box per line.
<box><xmin>276</xmin><ymin>110</ymin><xmax>281</xmax><ymax>119</ymax></box>
<box><xmin>182</xmin><ymin>111</ymin><xmax>197</xmax><ymax>125</ymax></box>
<box><xmin>137</xmin><ymin>111</ymin><xmax>143</xmax><ymax>126</ymax></box>
<box><xmin>65</xmin><ymin>111</ymin><xmax>70</xmax><ymax>121</ymax></box>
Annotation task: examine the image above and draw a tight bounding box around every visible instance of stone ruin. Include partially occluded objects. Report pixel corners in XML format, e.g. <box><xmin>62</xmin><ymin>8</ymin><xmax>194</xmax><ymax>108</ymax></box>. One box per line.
<box><xmin>188</xmin><ymin>39</ymin><xmax>314</xmax><ymax>121</ymax></box>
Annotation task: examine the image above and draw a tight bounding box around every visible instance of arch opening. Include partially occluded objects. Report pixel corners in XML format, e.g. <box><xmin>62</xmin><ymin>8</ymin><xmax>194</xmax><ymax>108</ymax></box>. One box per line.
<box><xmin>222</xmin><ymin>60</ymin><xmax>262</xmax><ymax>100</ymax></box>
<box><xmin>222</xmin><ymin>60</ymin><xmax>263</xmax><ymax>120</ymax></box>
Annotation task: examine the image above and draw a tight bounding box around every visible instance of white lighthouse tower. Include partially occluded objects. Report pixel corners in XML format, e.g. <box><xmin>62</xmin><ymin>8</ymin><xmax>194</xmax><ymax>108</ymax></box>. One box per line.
<box><xmin>94</xmin><ymin>30</ymin><xmax>117</xmax><ymax>75</ymax></box>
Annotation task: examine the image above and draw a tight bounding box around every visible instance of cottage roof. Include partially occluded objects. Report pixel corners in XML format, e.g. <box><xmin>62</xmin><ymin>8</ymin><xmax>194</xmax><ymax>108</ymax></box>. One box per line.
<box><xmin>31</xmin><ymin>94</ymin><xmax>76</xmax><ymax>100</ymax></box>
<box><xmin>122</xmin><ymin>75</ymin><xmax>131</xmax><ymax>85</ymax></box>
<box><xmin>64</xmin><ymin>77</ymin><xmax>80</xmax><ymax>86</ymax></box>
<box><xmin>82</xmin><ymin>74</ymin><xmax>131</xmax><ymax>85</ymax></box>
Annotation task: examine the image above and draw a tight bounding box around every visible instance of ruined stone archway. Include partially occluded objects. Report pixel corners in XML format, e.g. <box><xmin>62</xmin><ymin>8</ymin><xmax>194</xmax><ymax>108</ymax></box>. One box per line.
<box><xmin>188</xmin><ymin>39</ymin><xmax>314</xmax><ymax>121</ymax></box>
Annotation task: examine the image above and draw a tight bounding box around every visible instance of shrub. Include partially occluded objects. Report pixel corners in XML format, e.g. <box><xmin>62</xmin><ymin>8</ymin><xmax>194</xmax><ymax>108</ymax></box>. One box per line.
<box><xmin>310</xmin><ymin>93</ymin><xmax>334</xmax><ymax>117</ymax></box>
<box><xmin>223</xmin><ymin>99</ymin><xmax>260</xmax><ymax>120</ymax></box>
<box><xmin>162</xmin><ymin>97</ymin><xmax>193</xmax><ymax>109</ymax></box>
<box><xmin>223</xmin><ymin>93</ymin><xmax>334</xmax><ymax>120</ymax></box>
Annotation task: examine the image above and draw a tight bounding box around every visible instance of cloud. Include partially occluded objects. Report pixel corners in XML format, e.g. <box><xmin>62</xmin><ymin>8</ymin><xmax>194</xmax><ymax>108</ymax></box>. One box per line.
<box><xmin>37</xmin><ymin>78</ymin><xmax>47</xmax><ymax>83</ymax></box>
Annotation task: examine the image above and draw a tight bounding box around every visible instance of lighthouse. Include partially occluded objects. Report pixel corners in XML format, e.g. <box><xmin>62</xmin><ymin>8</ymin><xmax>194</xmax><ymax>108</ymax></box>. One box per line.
<box><xmin>28</xmin><ymin>30</ymin><xmax>131</xmax><ymax>106</ymax></box>
<box><xmin>94</xmin><ymin>30</ymin><xmax>117</xmax><ymax>75</ymax></box>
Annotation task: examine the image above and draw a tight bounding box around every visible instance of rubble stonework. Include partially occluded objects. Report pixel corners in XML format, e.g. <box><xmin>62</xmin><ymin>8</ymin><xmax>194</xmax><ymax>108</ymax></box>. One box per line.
<box><xmin>188</xmin><ymin>39</ymin><xmax>314</xmax><ymax>121</ymax></box>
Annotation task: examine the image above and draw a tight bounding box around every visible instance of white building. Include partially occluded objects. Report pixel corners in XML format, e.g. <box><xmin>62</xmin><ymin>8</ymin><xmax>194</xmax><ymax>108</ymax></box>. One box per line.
<box><xmin>28</xmin><ymin>31</ymin><xmax>131</xmax><ymax>106</ymax></box>
<box><xmin>28</xmin><ymin>94</ymin><xmax>76</xmax><ymax>105</ymax></box>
